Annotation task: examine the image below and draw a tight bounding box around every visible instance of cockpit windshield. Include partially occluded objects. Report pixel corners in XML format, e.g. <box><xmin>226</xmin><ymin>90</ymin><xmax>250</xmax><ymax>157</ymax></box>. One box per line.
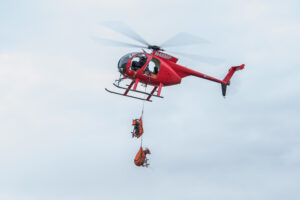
<box><xmin>118</xmin><ymin>52</ymin><xmax>139</xmax><ymax>74</ymax></box>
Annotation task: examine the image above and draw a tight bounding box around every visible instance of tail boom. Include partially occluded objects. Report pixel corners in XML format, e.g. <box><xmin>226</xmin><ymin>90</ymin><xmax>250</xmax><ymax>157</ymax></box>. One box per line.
<box><xmin>171</xmin><ymin>63</ymin><xmax>245</xmax><ymax>97</ymax></box>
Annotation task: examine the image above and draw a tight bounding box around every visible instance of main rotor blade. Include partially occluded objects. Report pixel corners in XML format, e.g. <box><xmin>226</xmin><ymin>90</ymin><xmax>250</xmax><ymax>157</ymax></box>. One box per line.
<box><xmin>161</xmin><ymin>32</ymin><xmax>209</xmax><ymax>48</ymax></box>
<box><xmin>91</xmin><ymin>36</ymin><xmax>146</xmax><ymax>48</ymax></box>
<box><xmin>100</xmin><ymin>21</ymin><xmax>150</xmax><ymax>46</ymax></box>
<box><xmin>167</xmin><ymin>50</ymin><xmax>225</xmax><ymax>65</ymax></box>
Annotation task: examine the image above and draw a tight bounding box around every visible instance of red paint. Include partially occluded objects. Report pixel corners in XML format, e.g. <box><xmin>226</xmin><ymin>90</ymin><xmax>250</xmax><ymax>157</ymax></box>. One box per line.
<box><xmin>147</xmin><ymin>86</ymin><xmax>158</xmax><ymax>101</ymax></box>
<box><xmin>124</xmin><ymin>80</ymin><xmax>134</xmax><ymax>95</ymax></box>
<box><xmin>157</xmin><ymin>83</ymin><xmax>163</xmax><ymax>96</ymax></box>
<box><xmin>133</xmin><ymin>78</ymin><xmax>139</xmax><ymax>90</ymax></box>
<box><xmin>118</xmin><ymin>51</ymin><xmax>245</xmax><ymax>100</ymax></box>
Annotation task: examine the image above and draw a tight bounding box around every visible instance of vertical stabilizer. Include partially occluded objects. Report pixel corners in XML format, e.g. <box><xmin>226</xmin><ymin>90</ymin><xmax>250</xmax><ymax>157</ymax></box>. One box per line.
<box><xmin>221</xmin><ymin>64</ymin><xmax>245</xmax><ymax>96</ymax></box>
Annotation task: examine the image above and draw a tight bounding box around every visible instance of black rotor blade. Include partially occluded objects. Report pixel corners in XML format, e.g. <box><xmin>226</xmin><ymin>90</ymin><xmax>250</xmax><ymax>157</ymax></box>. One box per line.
<box><xmin>100</xmin><ymin>21</ymin><xmax>150</xmax><ymax>46</ymax></box>
<box><xmin>91</xmin><ymin>36</ymin><xmax>146</xmax><ymax>48</ymax></box>
<box><xmin>161</xmin><ymin>32</ymin><xmax>209</xmax><ymax>48</ymax></box>
<box><xmin>167</xmin><ymin>50</ymin><xmax>225</xmax><ymax>65</ymax></box>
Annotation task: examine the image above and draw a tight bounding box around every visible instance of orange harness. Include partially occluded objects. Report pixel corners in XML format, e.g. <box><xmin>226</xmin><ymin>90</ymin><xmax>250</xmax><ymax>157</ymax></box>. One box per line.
<box><xmin>132</xmin><ymin>117</ymin><xmax>144</xmax><ymax>138</ymax></box>
<box><xmin>134</xmin><ymin>147</ymin><xmax>146</xmax><ymax>166</ymax></box>
<box><xmin>134</xmin><ymin>147</ymin><xmax>150</xmax><ymax>167</ymax></box>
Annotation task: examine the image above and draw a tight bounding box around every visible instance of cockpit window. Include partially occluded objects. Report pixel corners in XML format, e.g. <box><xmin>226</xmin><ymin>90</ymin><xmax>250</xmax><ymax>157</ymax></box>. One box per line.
<box><xmin>130</xmin><ymin>54</ymin><xmax>148</xmax><ymax>71</ymax></box>
<box><xmin>118</xmin><ymin>52</ymin><xmax>139</xmax><ymax>74</ymax></box>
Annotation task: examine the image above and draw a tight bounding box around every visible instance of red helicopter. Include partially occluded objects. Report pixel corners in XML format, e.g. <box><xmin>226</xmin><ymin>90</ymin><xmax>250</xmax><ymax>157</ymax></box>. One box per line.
<box><xmin>95</xmin><ymin>22</ymin><xmax>245</xmax><ymax>102</ymax></box>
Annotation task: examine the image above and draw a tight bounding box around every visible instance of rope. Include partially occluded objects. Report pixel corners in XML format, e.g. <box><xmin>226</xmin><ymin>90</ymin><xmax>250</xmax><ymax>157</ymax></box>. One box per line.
<box><xmin>140</xmin><ymin>84</ymin><xmax>147</xmax><ymax>147</ymax></box>
<box><xmin>141</xmin><ymin>83</ymin><xmax>147</xmax><ymax>117</ymax></box>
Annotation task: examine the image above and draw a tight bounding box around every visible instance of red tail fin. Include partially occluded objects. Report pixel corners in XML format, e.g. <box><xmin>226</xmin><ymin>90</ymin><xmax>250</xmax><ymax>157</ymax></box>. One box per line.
<box><xmin>221</xmin><ymin>64</ymin><xmax>245</xmax><ymax>96</ymax></box>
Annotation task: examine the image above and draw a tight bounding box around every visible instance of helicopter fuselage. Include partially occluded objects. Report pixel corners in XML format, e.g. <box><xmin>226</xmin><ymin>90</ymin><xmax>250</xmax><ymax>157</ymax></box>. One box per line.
<box><xmin>109</xmin><ymin>50</ymin><xmax>244</xmax><ymax>101</ymax></box>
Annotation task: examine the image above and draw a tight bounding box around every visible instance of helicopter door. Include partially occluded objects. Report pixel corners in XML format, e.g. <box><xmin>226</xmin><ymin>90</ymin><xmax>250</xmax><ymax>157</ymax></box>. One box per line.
<box><xmin>144</xmin><ymin>57</ymin><xmax>160</xmax><ymax>78</ymax></box>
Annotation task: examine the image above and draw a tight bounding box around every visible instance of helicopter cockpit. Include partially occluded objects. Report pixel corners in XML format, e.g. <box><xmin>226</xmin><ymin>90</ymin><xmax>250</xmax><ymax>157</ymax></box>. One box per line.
<box><xmin>118</xmin><ymin>52</ymin><xmax>148</xmax><ymax>74</ymax></box>
<box><xmin>118</xmin><ymin>52</ymin><xmax>160</xmax><ymax>78</ymax></box>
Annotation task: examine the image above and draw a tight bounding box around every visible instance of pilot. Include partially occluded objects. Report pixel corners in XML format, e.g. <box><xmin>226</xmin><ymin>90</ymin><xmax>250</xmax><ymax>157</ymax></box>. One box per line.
<box><xmin>131</xmin><ymin>61</ymin><xmax>139</xmax><ymax>71</ymax></box>
<box><xmin>131</xmin><ymin>56</ymin><xmax>147</xmax><ymax>71</ymax></box>
<box><xmin>138</xmin><ymin>56</ymin><xmax>147</xmax><ymax>67</ymax></box>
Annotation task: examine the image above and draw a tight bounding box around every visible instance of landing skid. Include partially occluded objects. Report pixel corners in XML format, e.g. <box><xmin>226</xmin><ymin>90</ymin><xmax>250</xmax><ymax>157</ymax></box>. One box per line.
<box><xmin>113</xmin><ymin>83</ymin><xmax>163</xmax><ymax>99</ymax></box>
<box><xmin>105</xmin><ymin>76</ymin><xmax>164</xmax><ymax>102</ymax></box>
<box><xmin>105</xmin><ymin>88</ymin><xmax>152</xmax><ymax>102</ymax></box>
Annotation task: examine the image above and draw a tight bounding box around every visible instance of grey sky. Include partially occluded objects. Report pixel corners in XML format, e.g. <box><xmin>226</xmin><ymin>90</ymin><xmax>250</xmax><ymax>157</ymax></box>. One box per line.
<box><xmin>1</xmin><ymin>0</ymin><xmax>300</xmax><ymax>200</ymax></box>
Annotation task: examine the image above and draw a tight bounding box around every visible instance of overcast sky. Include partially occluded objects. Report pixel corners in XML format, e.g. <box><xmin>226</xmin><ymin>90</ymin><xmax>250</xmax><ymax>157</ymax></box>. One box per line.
<box><xmin>1</xmin><ymin>0</ymin><xmax>300</xmax><ymax>200</ymax></box>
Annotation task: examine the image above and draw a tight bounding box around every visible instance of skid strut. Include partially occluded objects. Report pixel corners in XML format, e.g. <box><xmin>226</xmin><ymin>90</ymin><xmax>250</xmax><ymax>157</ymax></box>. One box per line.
<box><xmin>105</xmin><ymin>79</ymin><xmax>164</xmax><ymax>102</ymax></box>
<box><xmin>113</xmin><ymin>83</ymin><xmax>163</xmax><ymax>98</ymax></box>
